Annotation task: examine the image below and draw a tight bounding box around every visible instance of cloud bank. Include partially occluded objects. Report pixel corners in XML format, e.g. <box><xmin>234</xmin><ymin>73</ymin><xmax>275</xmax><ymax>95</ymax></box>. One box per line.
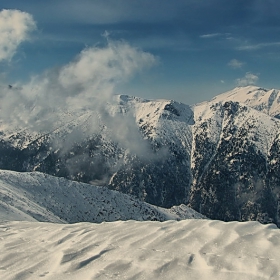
<box><xmin>0</xmin><ymin>9</ymin><xmax>36</xmax><ymax>62</ymax></box>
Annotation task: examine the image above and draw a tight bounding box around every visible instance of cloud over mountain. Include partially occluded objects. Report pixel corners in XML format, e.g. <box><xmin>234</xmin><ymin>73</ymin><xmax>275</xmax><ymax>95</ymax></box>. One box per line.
<box><xmin>236</xmin><ymin>72</ymin><xmax>259</xmax><ymax>86</ymax></box>
<box><xmin>0</xmin><ymin>17</ymin><xmax>159</xmax><ymax>162</ymax></box>
<box><xmin>0</xmin><ymin>37</ymin><xmax>157</xmax><ymax>132</ymax></box>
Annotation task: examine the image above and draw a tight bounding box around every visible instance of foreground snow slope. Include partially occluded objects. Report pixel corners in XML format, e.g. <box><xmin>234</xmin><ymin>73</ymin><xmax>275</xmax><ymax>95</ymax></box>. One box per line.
<box><xmin>0</xmin><ymin>219</ymin><xmax>279</xmax><ymax>280</ymax></box>
<box><xmin>0</xmin><ymin>170</ymin><xmax>203</xmax><ymax>223</ymax></box>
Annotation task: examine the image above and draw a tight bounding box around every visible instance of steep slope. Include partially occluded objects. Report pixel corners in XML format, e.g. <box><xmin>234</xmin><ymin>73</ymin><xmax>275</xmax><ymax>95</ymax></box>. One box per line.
<box><xmin>0</xmin><ymin>170</ymin><xmax>204</xmax><ymax>223</ymax></box>
<box><xmin>190</xmin><ymin>99</ymin><xmax>280</xmax><ymax>225</ymax></box>
<box><xmin>211</xmin><ymin>86</ymin><xmax>280</xmax><ymax>118</ymax></box>
<box><xmin>107</xmin><ymin>96</ymin><xmax>194</xmax><ymax>206</ymax></box>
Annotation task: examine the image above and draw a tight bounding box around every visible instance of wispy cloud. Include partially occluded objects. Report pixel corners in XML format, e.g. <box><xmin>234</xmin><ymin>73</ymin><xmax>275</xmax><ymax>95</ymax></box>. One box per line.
<box><xmin>0</xmin><ymin>9</ymin><xmax>158</xmax><ymax>142</ymax></box>
<box><xmin>238</xmin><ymin>42</ymin><xmax>280</xmax><ymax>51</ymax></box>
<box><xmin>200</xmin><ymin>33</ymin><xmax>222</xmax><ymax>39</ymax></box>
<box><xmin>236</xmin><ymin>72</ymin><xmax>259</xmax><ymax>86</ymax></box>
<box><xmin>200</xmin><ymin>33</ymin><xmax>231</xmax><ymax>39</ymax></box>
<box><xmin>228</xmin><ymin>59</ymin><xmax>244</xmax><ymax>69</ymax></box>
<box><xmin>0</xmin><ymin>9</ymin><xmax>36</xmax><ymax>62</ymax></box>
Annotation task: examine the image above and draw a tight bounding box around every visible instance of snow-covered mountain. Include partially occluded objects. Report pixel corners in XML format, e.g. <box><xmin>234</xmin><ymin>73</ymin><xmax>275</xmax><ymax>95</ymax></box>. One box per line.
<box><xmin>0</xmin><ymin>96</ymin><xmax>194</xmax><ymax>208</ymax></box>
<box><xmin>0</xmin><ymin>86</ymin><xmax>280</xmax><ymax>226</ymax></box>
<box><xmin>210</xmin><ymin>86</ymin><xmax>280</xmax><ymax>118</ymax></box>
<box><xmin>190</xmin><ymin>98</ymin><xmax>280</xmax><ymax>224</ymax></box>
<box><xmin>1</xmin><ymin>219</ymin><xmax>279</xmax><ymax>280</ymax></box>
<box><xmin>2</xmin><ymin>86</ymin><xmax>280</xmax><ymax>280</ymax></box>
<box><xmin>0</xmin><ymin>169</ymin><xmax>204</xmax><ymax>223</ymax></box>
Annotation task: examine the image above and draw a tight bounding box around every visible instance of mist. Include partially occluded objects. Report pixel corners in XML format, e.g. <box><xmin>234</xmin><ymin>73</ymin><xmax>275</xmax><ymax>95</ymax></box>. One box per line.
<box><xmin>0</xmin><ymin>12</ymin><xmax>163</xmax><ymax>162</ymax></box>
<box><xmin>0</xmin><ymin>8</ymin><xmax>183</xmax><ymax>189</ymax></box>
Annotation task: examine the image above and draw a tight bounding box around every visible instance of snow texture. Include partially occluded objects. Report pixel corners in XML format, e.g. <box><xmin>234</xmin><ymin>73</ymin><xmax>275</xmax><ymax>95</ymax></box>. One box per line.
<box><xmin>0</xmin><ymin>169</ymin><xmax>204</xmax><ymax>223</ymax></box>
<box><xmin>193</xmin><ymin>95</ymin><xmax>280</xmax><ymax>162</ymax></box>
<box><xmin>211</xmin><ymin>86</ymin><xmax>280</xmax><ymax>118</ymax></box>
<box><xmin>0</xmin><ymin>219</ymin><xmax>279</xmax><ymax>280</ymax></box>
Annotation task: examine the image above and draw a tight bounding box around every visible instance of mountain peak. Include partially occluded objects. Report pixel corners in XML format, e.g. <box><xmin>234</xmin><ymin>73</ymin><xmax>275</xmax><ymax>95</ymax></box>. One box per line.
<box><xmin>210</xmin><ymin>86</ymin><xmax>280</xmax><ymax>118</ymax></box>
<box><xmin>112</xmin><ymin>94</ymin><xmax>194</xmax><ymax>131</ymax></box>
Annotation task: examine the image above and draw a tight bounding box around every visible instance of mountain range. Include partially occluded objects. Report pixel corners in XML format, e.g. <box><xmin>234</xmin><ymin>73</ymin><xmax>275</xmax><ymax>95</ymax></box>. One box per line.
<box><xmin>0</xmin><ymin>85</ymin><xmax>280</xmax><ymax>226</ymax></box>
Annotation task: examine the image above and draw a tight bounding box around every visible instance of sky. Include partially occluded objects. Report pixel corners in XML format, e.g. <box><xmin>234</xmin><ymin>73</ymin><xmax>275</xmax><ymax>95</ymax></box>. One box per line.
<box><xmin>1</xmin><ymin>0</ymin><xmax>280</xmax><ymax>105</ymax></box>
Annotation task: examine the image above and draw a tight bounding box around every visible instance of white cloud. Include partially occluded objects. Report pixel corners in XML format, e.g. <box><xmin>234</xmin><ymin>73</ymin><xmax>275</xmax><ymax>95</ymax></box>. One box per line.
<box><xmin>200</xmin><ymin>33</ymin><xmax>222</xmax><ymax>39</ymax></box>
<box><xmin>199</xmin><ymin>33</ymin><xmax>231</xmax><ymax>39</ymax></box>
<box><xmin>0</xmin><ymin>39</ymin><xmax>157</xmax><ymax>130</ymax></box>
<box><xmin>59</xmin><ymin>40</ymin><xmax>156</xmax><ymax>91</ymax></box>
<box><xmin>0</xmin><ymin>39</ymin><xmax>158</xmax><ymax>159</ymax></box>
<box><xmin>58</xmin><ymin>40</ymin><xmax>157</xmax><ymax>109</ymax></box>
<box><xmin>0</xmin><ymin>10</ymin><xmax>36</xmax><ymax>61</ymax></box>
<box><xmin>0</xmin><ymin>9</ymin><xmax>36</xmax><ymax>62</ymax></box>
<box><xmin>236</xmin><ymin>72</ymin><xmax>259</xmax><ymax>86</ymax></box>
<box><xmin>228</xmin><ymin>59</ymin><xmax>244</xmax><ymax>69</ymax></box>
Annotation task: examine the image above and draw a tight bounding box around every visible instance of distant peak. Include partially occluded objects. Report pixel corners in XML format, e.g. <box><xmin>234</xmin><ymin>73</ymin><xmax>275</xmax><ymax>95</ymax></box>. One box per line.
<box><xmin>207</xmin><ymin>86</ymin><xmax>280</xmax><ymax>118</ymax></box>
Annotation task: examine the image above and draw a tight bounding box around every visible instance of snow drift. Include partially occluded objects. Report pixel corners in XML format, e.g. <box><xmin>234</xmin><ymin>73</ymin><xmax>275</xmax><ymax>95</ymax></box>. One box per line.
<box><xmin>0</xmin><ymin>219</ymin><xmax>279</xmax><ymax>280</ymax></box>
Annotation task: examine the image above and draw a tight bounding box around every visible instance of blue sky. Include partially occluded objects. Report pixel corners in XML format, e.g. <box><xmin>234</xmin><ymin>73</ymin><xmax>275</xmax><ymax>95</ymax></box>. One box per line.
<box><xmin>1</xmin><ymin>0</ymin><xmax>280</xmax><ymax>104</ymax></box>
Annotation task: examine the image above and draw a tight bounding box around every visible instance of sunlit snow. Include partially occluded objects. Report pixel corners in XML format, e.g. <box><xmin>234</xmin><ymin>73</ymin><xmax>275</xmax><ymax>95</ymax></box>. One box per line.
<box><xmin>1</xmin><ymin>219</ymin><xmax>280</xmax><ymax>279</ymax></box>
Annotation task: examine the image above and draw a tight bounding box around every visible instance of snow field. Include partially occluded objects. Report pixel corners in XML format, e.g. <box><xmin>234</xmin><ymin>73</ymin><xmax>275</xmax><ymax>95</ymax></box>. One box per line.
<box><xmin>0</xmin><ymin>219</ymin><xmax>279</xmax><ymax>280</ymax></box>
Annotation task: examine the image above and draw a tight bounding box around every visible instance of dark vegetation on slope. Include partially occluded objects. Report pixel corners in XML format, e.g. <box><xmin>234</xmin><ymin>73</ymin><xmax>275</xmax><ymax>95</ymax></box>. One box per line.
<box><xmin>1</xmin><ymin>96</ymin><xmax>280</xmax><ymax>226</ymax></box>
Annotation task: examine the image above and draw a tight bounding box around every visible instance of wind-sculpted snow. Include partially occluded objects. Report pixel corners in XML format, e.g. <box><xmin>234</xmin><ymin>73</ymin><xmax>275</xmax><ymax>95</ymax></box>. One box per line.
<box><xmin>0</xmin><ymin>219</ymin><xmax>279</xmax><ymax>280</ymax></box>
<box><xmin>0</xmin><ymin>170</ymin><xmax>204</xmax><ymax>223</ymax></box>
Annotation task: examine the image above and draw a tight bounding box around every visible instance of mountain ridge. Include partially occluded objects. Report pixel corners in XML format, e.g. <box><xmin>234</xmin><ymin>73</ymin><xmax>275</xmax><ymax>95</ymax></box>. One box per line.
<box><xmin>1</xmin><ymin>86</ymin><xmax>280</xmax><ymax>225</ymax></box>
<box><xmin>0</xmin><ymin>169</ymin><xmax>204</xmax><ymax>223</ymax></box>
<box><xmin>209</xmin><ymin>86</ymin><xmax>280</xmax><ymax>118</ymax></box>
